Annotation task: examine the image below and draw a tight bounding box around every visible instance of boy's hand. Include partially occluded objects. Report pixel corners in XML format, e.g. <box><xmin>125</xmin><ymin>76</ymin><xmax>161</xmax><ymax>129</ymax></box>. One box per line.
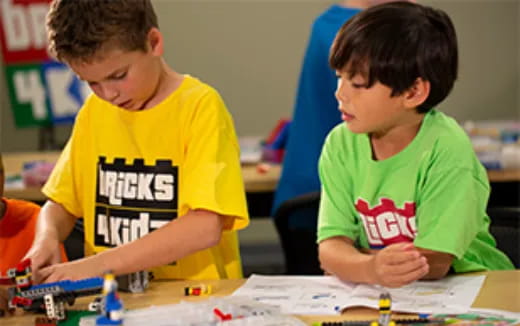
<box><xmin>23</xmin><ymin>237</ymin><xmax>63</xmax><ymax>281</ymax></box>
<box><xmin>37</xmin><ymin>258</ymin><xmax>103</xmax><ymax>284</ymax></box>
<box><xmin>369</xmin><ymin>242</ymin><xmax>429</xmax><ymax>288</ymax></box>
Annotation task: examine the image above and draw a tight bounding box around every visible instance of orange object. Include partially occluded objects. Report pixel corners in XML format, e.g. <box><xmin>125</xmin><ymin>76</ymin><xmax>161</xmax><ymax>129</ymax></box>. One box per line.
<box><xmin>0</xmin><ymin>198</ymin><xmax>67</xmax><ymax>275</ymax></box>
<box><xmin>256</xmin><ymin>163</ymin><xmax>271</xmax><ymax>174</ymax></box>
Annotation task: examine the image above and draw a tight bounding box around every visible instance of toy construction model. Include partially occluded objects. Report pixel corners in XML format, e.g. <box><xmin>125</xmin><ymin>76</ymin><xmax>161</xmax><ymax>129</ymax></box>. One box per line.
<box><xmin>184</xmin><ymin>284</ymin><xmax>213</xmax><ymax>296</ymax></box>
<box><xmin>314</xmin><ymin>292</ymin><xmax>397</xmax><ymax>326</ymax></box>
<box><xmin>4</xmin><ymin>259</ymin><xmax>104</xmax><ymax>321</ymax></box>
<box><xmin>373</xmin><ymin>292</ymin><xmax>395</xmax><ymax>326</ymax></box>
<box><xmin>116</xmin><ymin>270</ymin><xmax>149</xmax><ymax>293</ymax></box>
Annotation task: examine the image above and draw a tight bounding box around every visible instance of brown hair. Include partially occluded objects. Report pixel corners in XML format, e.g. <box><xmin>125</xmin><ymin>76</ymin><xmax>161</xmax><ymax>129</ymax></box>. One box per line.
<box><xmin>47</xmin><ymin>0</ymin><xmax>158</xmax><ymax>63</ymax></box>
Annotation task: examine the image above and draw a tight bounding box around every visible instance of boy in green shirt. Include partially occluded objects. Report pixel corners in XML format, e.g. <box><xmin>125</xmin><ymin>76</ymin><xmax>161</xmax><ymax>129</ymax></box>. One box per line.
<box><xmin>317</xmin><ymin>1</ymin><xmax>514</xmax><ymax>288</ymax></box>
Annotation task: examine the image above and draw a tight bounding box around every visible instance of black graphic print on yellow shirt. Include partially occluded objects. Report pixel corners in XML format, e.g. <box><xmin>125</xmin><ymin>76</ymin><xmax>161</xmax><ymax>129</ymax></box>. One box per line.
<box><xmin>94</xmin><ymin>156</ymin><xmax>178</xmax><ymax>248</ymax></box>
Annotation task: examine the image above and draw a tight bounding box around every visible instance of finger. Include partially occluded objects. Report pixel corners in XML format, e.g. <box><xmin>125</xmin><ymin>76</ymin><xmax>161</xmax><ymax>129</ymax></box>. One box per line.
<box><xmin>30</xmin><ymin>256</ymin><xmax>49</xmax><ymax>274</ymax></box>
<box><xmin>380</xmin><ymin>248</ymin><xmax>423</xmax><ymax>266</ymax></box>
<box><xmin>387</xmin><ymin>255</ymin><xmax>428</xmax><ymax>275</ymax></box>
<box><xmin>384</xmin><ymin>258</ymin><xmax>429</xmax><ymax>287</ymax></box>
<box><xmin>43</xmin><ymin>273</ymin><xmax>59</xmax><ymax>284</ymax></box>
<box><xmin>42</xmin><ymin>266</ymin><xmax>69</xmax><ymax>284</ymax></box>
<box><xmin>51</xmin><ymin>247</ymin><xmax>63</xmax><ymax>265</ymax></box>
<box><xmin>396</xmin><ymin>259</ymin><xmax>430</xmax><ymax>286</ymax></box>
<box><xmin>385</xmin><ymin>242</ymin><xmax>416</xmax><ymax>252</ymax></box>
<box><xmin>35</xmin><ymin>266</ymin><xmax>54</xmax><ymax>284</ymax></box>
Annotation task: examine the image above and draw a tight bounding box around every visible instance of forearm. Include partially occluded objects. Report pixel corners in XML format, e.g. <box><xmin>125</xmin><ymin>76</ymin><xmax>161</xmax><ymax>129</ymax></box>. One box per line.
<box><xmin>35</xmin><ymin>200</ymin><xmax>77</xmax><ymax>243</ymax></box>
<box><xmin>92</xmin><ymin>210</ymin><xmax>224</xmax><ymax>275</ymax></box>
<box><xmin>319</xmin><ymin>237</ymin><xmax>377</xmax><ymax>284</ymax></box>
<box><xmin>416</xmin><ymin>247</ymin><xmax>453</xmax><ymax>279</ymax></box>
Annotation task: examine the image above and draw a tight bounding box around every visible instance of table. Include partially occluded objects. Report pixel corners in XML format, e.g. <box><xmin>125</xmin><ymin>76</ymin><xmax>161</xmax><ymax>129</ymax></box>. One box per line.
<box><xmin>3</xmin><ymin>270</ymin><xmax>519</xmax><ymax>325</ymax></box>
<box><xmin>4</xmin><ymin>151</ymin><xmax>520</xmax><ymax>202</ymax></box>
<box><xmin>2</xmin><ymin>151</ymin><xmax>282</xmax><ymax>201</ymax></box>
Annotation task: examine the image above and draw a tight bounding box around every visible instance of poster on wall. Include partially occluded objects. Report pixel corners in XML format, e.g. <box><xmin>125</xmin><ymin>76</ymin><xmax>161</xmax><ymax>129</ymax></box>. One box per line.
<box><xmin>0</xmin><ymin>0</ymin><xmax>90</xmax><ymax>128</ymax></box>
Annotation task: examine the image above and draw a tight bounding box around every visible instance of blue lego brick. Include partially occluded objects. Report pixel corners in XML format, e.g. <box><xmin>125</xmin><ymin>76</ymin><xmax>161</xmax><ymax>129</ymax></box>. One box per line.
<box><xmin>28</xmin><ymin>277</ymin><xmax>103</xmax><ymax>293</ymax></box>
<box><xmin>61</xmin><ymin>277</ymin><xmax>104</xmax><ymax>292</ymax></box>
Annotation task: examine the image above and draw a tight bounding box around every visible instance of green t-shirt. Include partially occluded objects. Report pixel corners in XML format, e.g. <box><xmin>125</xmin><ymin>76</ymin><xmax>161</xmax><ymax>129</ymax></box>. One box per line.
<box><xmin>318</xmin><ymin>110</ymin><xmax>514</xmax><ymax>272</ymax></box>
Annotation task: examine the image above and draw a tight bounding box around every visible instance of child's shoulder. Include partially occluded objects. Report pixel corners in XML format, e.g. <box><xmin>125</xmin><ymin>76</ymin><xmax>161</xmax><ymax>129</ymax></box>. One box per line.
<box><xmin>174</xmin><ymin>75</ymin><xmax>220</xmax><ymax>100</ymax></box>
<box><xmin>423</xmin><ymin>110</ymin><xmax>480</xmax><ymax>168</ymax></box>
<box><xmin>323</xmin><ymin>123</ymin><xmax>363</xmax><ymax>157</ymax></box>
<box><xmin>425</xmin><ymin>110</ymin><xmax>473</xmax><ymax>150</ymax></box>
<box><xmin>1</xmin><ymin>198</ymin><xmax>40</xmax><ymax>223</ymax></box>
<box><xmin>327</xmin><ymin>122</ymin><xmax>359</xmax><ymax>142</ymax></box>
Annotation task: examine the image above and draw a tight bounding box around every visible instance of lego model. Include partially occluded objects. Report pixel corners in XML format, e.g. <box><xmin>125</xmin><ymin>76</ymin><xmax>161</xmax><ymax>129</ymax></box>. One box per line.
<box><xmin>13</xmin><ymin>258</ymin><xmax>33</xmax><ymax>291</ymax></box>
<box><xmin>6</xmin><ymin>259</ymin><xmax>104</xmax><ymax>321</ymax></box>
<box><xmin>315</xmin><ymin>292</ymin><xmax>410</xmax><ymax>326</ymax></box>
<box><xmin>95</xmin><ymin>272</ymin><xmax>124</xmax><ymax>326</ymax></box>
<box><xmin>375</xmin><ymin>292</ymin><xmax>395</xmax><ymax>326</ymax></box>
<box><xmin>116</xmin><ymin>270</ymin><xmax>149</xmax><ymax>293</ymax></box>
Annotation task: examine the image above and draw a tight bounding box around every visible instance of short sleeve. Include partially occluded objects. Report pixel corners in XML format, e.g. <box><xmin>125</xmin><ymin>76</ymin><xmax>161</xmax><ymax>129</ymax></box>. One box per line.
<box><xmin>414</xmin><ymin>167</ymin><xmax>490</xmax><ymax>259</ymax></box>
<box><xmin>317</xmin><ymin>131</ymin><xmax>359</xmax><ymax>243</ymax></box>
<box><xmin>42</xmin><ymin>112</ymin><xmax>87</xmax><ymax>218</ymax></box>
<box><xmin>181</xmin><ymin>89</ymin><xmax>249</xmax><ymax>230</ymax></box>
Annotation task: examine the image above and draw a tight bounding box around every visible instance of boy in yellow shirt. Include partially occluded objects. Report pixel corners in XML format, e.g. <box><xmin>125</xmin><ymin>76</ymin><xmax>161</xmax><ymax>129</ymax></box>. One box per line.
<box><xmin>25</xmin><ymin>0</ymin><xmax>249</xmax><ymax>283</ymax></box>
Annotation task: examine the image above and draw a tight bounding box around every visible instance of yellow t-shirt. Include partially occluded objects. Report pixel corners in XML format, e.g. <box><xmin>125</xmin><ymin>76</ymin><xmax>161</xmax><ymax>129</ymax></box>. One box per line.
<box><xmin>43</xmin><ymin>75</ymin><xmax>249</xmax><ymax>280</ymax></box>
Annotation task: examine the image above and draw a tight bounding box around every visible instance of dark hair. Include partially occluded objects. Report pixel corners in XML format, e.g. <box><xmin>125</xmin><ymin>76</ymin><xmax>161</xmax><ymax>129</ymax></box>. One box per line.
<box><xmin>47</xmin><ymin>0</ymin><xmax>158</xmax><ymax>63</ymax></box>
<box><xmin>329</xmin><ymin>1</ymin><xmax>458</xmax><ymax>113</ymax></box>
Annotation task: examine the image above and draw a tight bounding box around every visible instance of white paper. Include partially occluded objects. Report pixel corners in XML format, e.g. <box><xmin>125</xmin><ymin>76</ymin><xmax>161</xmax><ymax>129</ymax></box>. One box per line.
<box><xmin>79</xmin><ymin>296</ymin><xmax>306</xmax><ymax>326</ymax></box>
<box><xmin>352</xmin><ymin>274</ymin><xmax>486</xmax><ymax>314</ymax></box>
<box><xmin>232</xmin><ymin>275</ymin><xmax>355</xmax><ymax>315</ymax></box>
<box><xmin>232</xmin><ymin>274</ymin><xmax>487</xmax><ymax>315</ymax></box>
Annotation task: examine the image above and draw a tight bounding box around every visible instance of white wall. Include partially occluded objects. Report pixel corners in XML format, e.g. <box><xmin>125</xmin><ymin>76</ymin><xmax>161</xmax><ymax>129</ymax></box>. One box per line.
<box><xmin>1</xmin><ymin>0</ymin><xmax>518</xmax><ymax>151</ymax></box>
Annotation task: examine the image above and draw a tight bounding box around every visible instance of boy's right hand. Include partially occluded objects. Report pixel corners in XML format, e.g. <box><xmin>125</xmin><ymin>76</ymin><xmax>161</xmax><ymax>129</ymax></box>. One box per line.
<box><xmin>22</xmin><ymin>237</ymin><xmax>63</xmax><ymax>283</ymax></box>
<box><xmin>369</xmin><ymin>242</ymin><xmax>429</xmax><ymax>288</ymax></box>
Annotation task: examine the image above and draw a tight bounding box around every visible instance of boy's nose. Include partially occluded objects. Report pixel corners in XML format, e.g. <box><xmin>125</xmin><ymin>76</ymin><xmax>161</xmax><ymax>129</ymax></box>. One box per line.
<box><xmin>335</xmin><ymin>79</ymin><xmax>348</xmax><ymax>103</ymax></box>
<box><xmin>335</xmin><ymin>87</ymin><xmax>347</xmax><ymax>104</ymax></box>
<box><xmin>102</xmin><ymin>86</ymin><xmax>119</xmax><ymax>102</ymax></box>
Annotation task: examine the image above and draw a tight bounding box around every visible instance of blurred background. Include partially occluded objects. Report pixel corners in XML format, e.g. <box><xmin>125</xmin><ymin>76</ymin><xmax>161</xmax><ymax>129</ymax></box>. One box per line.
<box><xmin>1</xmin><ymin>0</ymin><xmax>518</xmax><ymax>151</ymax></box>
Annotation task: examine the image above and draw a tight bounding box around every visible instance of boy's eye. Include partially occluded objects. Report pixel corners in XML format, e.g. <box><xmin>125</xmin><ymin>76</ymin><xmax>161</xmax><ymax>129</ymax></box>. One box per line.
<box><xmin>351</xmin><ymin>83</ymin><xmax>366</xmax><ymax>89</ymax></box>
<box><xmin>112</xmin><ymin>71</ymin><xmax>127</xmax><ymax>80</ymax></box>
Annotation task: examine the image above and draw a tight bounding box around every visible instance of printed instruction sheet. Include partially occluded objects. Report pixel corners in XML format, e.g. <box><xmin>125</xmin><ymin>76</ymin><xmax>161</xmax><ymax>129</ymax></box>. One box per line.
<box><xmin>232</xmin><ymin>274</ymin><xmax>486</xmax><ymax>315</ymax></box>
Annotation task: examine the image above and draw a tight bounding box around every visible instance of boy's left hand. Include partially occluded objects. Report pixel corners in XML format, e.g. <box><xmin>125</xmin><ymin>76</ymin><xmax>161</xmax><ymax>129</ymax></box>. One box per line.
<box><xmin>36</xmin><ymin>258</ymin><xmax>103</xmax><ymax>283</ymax></box>
<box><xmin>368</xmin><ymin>242</ymin><xmax>429</xmax><ymax>287</ymax></box>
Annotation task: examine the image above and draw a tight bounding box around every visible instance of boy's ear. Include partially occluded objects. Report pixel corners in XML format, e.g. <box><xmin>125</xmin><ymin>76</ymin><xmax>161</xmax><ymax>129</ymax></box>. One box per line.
<box><xmin>404</xmin><ymin>78</ymin><xmax>430</xmax><ymax>109</ymax></box>
<box><xmin>147</xmin><ymin>27</ymin><xmax>164</xmax><ymax>56</ymax></box>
